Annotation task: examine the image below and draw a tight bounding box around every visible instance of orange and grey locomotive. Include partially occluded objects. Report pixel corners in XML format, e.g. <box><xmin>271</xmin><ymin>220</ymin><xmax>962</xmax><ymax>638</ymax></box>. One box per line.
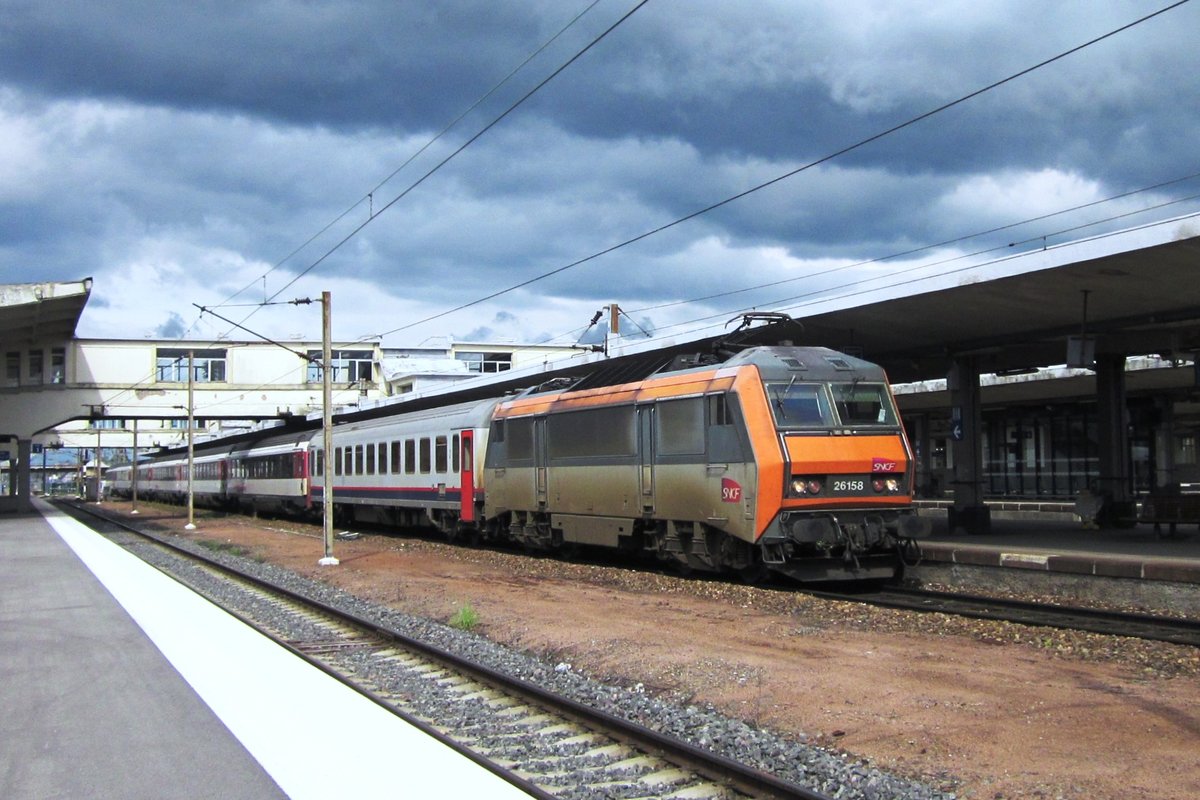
<box><xmin>483</xmin><ymin>346</ymin><xmax>929</xmax><ymax>582</ymax></box>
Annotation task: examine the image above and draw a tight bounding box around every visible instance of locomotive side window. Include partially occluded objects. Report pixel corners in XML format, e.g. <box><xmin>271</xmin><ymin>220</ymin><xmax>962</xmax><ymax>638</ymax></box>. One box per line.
<box><xmin>547</xmin><ymin>407</ymin><xmax>635</xmax><ymax>459</ymax></box>
<box><xmin>709</xmin><ymin>394</ymin><xmax>732</xmax><ymax>426</ymax></box>
<box><xmin>507</xmin><ymin>418</ymin><xmax>534</xmax><ymax>462</ymax></box>
<box><xmin>832</xmin><ymin>383</ymin><xmax>899</xmax><ymax>427</ymax></box>
<box><xmin>657</xmin><ymin>397</ymin><xmax>705</xmax><ymax>456</ymax></box>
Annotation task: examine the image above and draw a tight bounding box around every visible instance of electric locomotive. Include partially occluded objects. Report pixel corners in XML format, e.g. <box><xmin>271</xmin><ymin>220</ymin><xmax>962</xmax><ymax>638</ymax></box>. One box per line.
<box><xmin>483</xmin><ymin>345</ymin><xmax>929</xmax><ymax>582</ymax></box>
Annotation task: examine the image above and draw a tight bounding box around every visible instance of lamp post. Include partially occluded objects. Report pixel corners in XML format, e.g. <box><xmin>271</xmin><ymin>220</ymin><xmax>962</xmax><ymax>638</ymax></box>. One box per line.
<box><xmin>185</xmin><ymin>350</ymin><xmax>196</xmax><ymax>531</ymax></box>
<box><xmin>130</xmin><ymin>419</ymin><xmax>139</xmax><ymax>514</ymax></box>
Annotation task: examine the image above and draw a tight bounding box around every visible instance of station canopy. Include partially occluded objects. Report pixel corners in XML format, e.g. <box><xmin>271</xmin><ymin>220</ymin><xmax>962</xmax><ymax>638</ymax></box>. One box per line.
<box><xmin>0</xmin><ymin>279</ymin><xmax>92</xmax><ymax>345</ymax></box>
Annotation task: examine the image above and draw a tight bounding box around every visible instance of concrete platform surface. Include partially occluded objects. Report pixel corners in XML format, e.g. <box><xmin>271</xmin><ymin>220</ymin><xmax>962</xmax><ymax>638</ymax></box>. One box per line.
<box><xmin>918</xmin><ymin>514</ymin><xmax>1200</xmax><ymax>584</ymax></box>
<box><xmin>1</xmin><ymin>500</ymin><xmax>533</xmax><ymax>800</ymax></box>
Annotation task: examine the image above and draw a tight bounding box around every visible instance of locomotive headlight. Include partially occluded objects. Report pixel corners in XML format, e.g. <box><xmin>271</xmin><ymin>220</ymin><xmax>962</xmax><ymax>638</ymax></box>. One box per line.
<box><xmin>792</xmin><ymin>478</ymin><xmax>823</xmax><ymax>495</ymax></box>
<box><xmin>872</xmin><ymin>478</ymin><xmax>901</xmax><ymax>493</ymax></box>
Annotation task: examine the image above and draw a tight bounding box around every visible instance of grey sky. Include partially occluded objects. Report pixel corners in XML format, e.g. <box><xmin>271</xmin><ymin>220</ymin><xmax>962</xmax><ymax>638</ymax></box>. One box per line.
<box><xmin>2</xmin><ymin>0</ymin><xmax>1198</xmax><ymax>345</ymax></box>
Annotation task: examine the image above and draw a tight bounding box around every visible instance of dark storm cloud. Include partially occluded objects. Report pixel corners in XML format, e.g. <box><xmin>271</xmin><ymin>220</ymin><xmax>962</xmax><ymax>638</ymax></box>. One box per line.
<box><xmin>2</xmin><ymin>0</ymin><xmax>1199</xmax><ymax>342</ymax></box>
<box><xmin>0</xmin><ymin>0</ymin><xmax>547</xmax><ymax>130</ymax></box>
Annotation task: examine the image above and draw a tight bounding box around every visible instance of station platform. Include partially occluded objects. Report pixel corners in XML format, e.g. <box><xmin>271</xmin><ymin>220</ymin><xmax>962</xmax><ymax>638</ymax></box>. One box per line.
<box><xmin>915</xmin><ymin>507</ymin><xmax>1200</xmax><ymax>586</ymax></box>
<box><xmin>0</xmin><ymin>499</ymin><xmax>532</xmax><ymax>800</ymax></box>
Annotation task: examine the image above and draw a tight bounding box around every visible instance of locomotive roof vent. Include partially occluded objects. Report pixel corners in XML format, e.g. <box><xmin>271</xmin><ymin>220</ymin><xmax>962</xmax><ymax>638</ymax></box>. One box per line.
<box><xmin>779</xmin><ymin>356</ymin><xmax>807</xmax><ymax>371</ymax></box>
<box><xmin>824</xmin><ymin>356</ymin><xmax>854</xmax><ymax>370</ymax></box>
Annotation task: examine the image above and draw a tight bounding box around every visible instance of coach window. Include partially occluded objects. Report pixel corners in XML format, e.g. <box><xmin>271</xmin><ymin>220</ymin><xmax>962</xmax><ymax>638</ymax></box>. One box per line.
<box><xmin>352</xmin><ymin>445</ymin><xmax>363</xmax><ymax>475</ymax></box>
<box><xmin>405</xmin><ymin>440</ymin><xmax>416</xmax><ymax>474</ymax></box>
<box><xmin>435</xmin><ymin>436</ymin><xmax>448</xmax><ymax>473</ymax></box>
<box><xmin>314</xmin><ymin>449</ymin><xmax>323</xmax><ymax>477</ymax></box>
<box><xmin>377</xmin><ymin>443</ymin><xmax>387</xmax><ymax>474</ymax></box>
<box><xmin>452</xmin><ymin>434</ymin><xmax>460</xmax><ymax>473</ymax></box>
<box><xmin>334</xmin><ymin>447</ymin><xmax>343</xmax><ymax>476</ymax></box>
<box><xmin>365</xmin><ymin>443</ymin><xmax>375</xmax><ymax>475</ymax></box>
<box><xmin>419</xmin><ymin>438</ymin><xmax>432</xmax><ymax>473</ymax></box>
<box><xmin>391</xmin><ymin>441</ymin><xmax>402</xmax><ymax>474</ymax></box>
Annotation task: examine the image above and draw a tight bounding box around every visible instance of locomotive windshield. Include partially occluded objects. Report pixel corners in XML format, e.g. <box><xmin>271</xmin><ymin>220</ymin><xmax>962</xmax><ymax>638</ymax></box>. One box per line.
<box><xmin>768</xmin><ymin>381</ymin><xmax>899</xmax><ymax>429</ymax></box>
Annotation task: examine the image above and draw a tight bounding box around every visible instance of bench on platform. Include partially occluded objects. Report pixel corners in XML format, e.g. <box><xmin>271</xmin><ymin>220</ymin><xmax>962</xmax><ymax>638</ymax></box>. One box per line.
<box><xmin>1137</xmin><ymin>491</ymin><xmax>1200</xmax><ymax>537</ymax></box>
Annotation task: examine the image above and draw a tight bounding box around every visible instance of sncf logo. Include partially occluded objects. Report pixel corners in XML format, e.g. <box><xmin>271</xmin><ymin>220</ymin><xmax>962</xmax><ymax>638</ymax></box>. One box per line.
<box><xmin>721</xmin><ymin>477</ymin><xmax>743</xmax><ymax>502</ymax></box>
<box><xmin>872</xmin><ymin>458</ymin><xmax>898</xmax><ymax>472</ymax></box>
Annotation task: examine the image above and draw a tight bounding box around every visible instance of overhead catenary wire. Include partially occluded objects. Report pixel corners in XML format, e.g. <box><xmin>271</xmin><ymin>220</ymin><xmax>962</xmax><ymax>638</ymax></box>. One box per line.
<box><xmin>98</xmin><ymin>0</ymin><xmax>624</xmax><ymax>408</ymax></box>
<box><xmin>94</xmin><ymin>1</ymin><xmax>1194</xmax><ymax>417</ymax></box>
<box><xmin>261</xmin><ymin>0</ymin><xmax>653</xmax><ymax>307</ymax></box>
<box><xmin>208</xmin><ymin>0</ymin><xmax>609</xmax><ymax>320</ymax></box>
<box><xmin>363</xmin><ymin>0</ymin><xmax>1192</xmax><ymax>340</ymax></box>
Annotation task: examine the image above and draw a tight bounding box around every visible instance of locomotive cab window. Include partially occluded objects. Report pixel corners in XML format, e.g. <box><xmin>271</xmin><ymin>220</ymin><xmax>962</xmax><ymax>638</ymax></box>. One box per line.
<box><xmin>832</xmin><ymin>383</ymin><xmax>899</xmax><ymax>427</ymax></box>
<box><xmin>767</xmin><ymin>382</ymin><xmax>834</xmax><ymax>429</ymax></box>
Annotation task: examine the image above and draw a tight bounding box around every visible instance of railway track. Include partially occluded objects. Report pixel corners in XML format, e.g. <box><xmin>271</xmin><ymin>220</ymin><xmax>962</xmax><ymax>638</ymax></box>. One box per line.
<box><xmin>809</xmin><ymin>585</ymin><xmax>1200</xmax><ymax>647</ymax></box>
<box><xmin>61</xmin><ymin>501</ymin><xmax>833</xmax><ymax>800</ymax></box>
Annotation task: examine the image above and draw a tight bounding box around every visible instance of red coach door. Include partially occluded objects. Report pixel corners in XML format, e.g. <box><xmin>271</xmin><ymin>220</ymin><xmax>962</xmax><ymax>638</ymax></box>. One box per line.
<box><xmin>459</xmin><ymin>431</ymin><xmax>476</xmax><ymax>523</ymax></box>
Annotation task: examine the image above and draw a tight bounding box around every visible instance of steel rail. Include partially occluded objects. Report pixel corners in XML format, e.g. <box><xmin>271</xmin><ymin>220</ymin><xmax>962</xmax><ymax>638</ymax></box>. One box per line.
<box><xmin>808</xmin><ymin>585</ymin><xmax>1200</xmax><ymax>647</ymax></box>
<box><xmin>61</xmin><ymin>500</ymin><xmax>832</xmax><ymax>800</ymax></box>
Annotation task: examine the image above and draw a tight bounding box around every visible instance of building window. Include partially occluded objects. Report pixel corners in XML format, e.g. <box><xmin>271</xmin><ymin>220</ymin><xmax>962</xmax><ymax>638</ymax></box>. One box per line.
<box><xmin>5</xmin><ymin>352</ymin><xmax>18</xmax><ymax>386</ymax></box>
<box><xmin>28</xmin><ymin>349</ymin><xmax>43</xmax><ymax>385</ymax></box>
<box><xmin>156</xmin><ymin>348</ymin><xmax>227</xmax><ymax>383</ymax></box>
<box><xmin>455</xmin><ymin>351</ymin><xmax>512</xmax><ymax>373</ymax></box>
<box><xmin>51</xmin><ymin>347</ymin><xmax>66</xmax><ymax>384</ymax></box>
<box><xmin>306</xmin><ymin>350</ymin><xmax>373</xmax><ymax>383</ymax></box>
<box><xmin>1179</xmin><ymin>435</ymin><xmax>1197</xmax><ymax>466</ymax></box>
